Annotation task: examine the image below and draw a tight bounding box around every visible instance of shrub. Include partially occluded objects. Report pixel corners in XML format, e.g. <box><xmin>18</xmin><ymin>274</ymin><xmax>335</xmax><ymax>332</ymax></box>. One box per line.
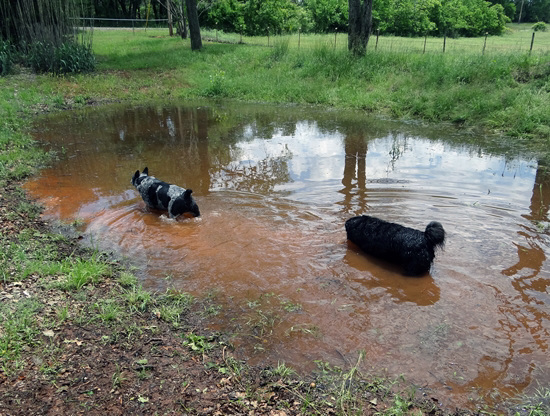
<box><xmin>26</xmin><ymin>41</ymin><xmax>56</xmax><ymax>73</ymax></box>
<box><xmin>0</xmin><ymin>40</ymin><xmax>15</xmax><ymax>76</ymax></box>
<box><xmin>532</xmin><ymin>22</ymin><xmax>547</xmax><ymax>32</ymax></box>
<box><xmin>203</xmin><ymin>70</ymin><xmax>228</xmax><ymax>97</ymax></box>
<box><xmin>54</xmin><ymin>42</ymin><xmax>96</xmax><ymax>74</ymax></box>
<box><xmin>26</xmin><ymin>41</ymin><xmax>95</xmax><ymax>75</ymax></box>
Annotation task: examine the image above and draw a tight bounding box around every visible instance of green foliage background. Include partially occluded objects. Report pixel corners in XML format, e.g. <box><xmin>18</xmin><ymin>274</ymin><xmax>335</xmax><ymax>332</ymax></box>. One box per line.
<box><xmin>77</xmin><ymin>0</ymin><xmax>550</xmax><ymax>37</ymax></box>
<box><xmin>200</xmin><ymin>0</ymin><xmax>510</xmax><ymax>36</ymax></box>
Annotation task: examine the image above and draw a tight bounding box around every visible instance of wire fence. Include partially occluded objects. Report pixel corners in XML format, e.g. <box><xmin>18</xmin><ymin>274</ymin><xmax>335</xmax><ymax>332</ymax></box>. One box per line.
<box><xmin>77</xmin><ymin>18</ymin><xmax>550</xmax><ymax>56</ymax></box>
<box><xmin>204</xmin><ymin>29</ymin><xmax>550</xmax><ymax>56</ymax></box>
<box><xmin>75</xmin><ymin>17</ymin><xmax>169</xmax><ymax>30</ymax></box>
<box><xmin>367</xmin><ymin>30</ymin><xmax>550</xmax><ymax>56</ymax></box>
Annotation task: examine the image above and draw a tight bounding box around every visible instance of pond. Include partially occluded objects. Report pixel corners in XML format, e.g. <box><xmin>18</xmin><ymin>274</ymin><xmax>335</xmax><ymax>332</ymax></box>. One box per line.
<box><xmin>24</xmin><ymin>101</ymin><xmax>550</xmax><ymax>410</ymax></box>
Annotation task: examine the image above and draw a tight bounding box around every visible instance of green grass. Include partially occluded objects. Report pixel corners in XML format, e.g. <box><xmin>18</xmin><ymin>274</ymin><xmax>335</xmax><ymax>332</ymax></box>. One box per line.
<box><xmin>0</xmin><ymin>221</ymin><xmax>199</xmax><ymax>375</ymax></box>
<box><xmin>123</xmin><ymin>284</ymin><xmax>153</xmax><ymax>312</ymax></box>
<box><xmin>0</xmin><ymin>87</ymin><xmax>51</xmax><ymax>183</ymax></box>
<box><xmin>512</xmin><ymin>387</ymin><xmax>550</xmax><ymax>416</ymax></box>
<box><xmin>0</xmin><ymin>298</ymin><xmax>42</xmax><ymax>374</ymax></box>
<box><xmin>117</xmin><ymin>271</ymin><xmax>138</xmax><ymax>287</ymax></box>
<box><xmin>182</xmin><ymin>332</ymin><xmax>216</xmax><ymax>354</ymax></box>
<box><xmin>263</xmin><ymin>361</ymin><xmax>296</xmax><ymax>379</ymax></box>
<box><xmin>27</xmin><ymin>252</ymin><xmax>112</xmax><ymax>290</ymax></box>
<box><xmin>193</xmin><ymin>23</ymin><xmax>550</xmax><ymax>55</ymax></box>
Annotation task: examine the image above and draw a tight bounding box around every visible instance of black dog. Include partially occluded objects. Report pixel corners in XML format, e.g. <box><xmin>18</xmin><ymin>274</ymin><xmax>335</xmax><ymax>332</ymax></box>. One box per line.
<box><xmin>131</xmin><ymin>167</ymin><xmax>200</xmax><ymax>219</ymax></box>
<box><xmin>345</xmin><ymin>215</ymin><xmax>445</xmax><ymax>276</ymax></box>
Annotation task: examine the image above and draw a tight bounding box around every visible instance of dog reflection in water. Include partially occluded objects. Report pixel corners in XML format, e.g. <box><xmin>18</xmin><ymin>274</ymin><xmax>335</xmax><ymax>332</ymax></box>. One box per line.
<box><xmin>131</xmin><ymin>167</ymin><xmax>200</xmax><ymax>219</ymax></box>
<box><xmin>345</xmin><ymin>215</ymin><xmax>445</xmax><ymax>276</ymax></box>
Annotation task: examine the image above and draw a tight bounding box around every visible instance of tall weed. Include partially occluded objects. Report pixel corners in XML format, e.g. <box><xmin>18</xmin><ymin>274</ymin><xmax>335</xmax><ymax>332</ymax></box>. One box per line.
<box><xmin>203</xmin><ymin>70</ymin><xmax>228</xmax><ymax>97</ymax></box>
<box><xmin>0</xmin><ymin>40</ymin><xmax>15</xmax><ymax>76</ymax></box>
<box><xmin>55</xmin><ymin>42</ymin><xmax>96</xmax><ymax>74</ymax></box>
<box><xmin>26</xmin><ymin>41</ymin><xmax>95</xmax><ymax>74</ymax></box>
<box><xmin>269</xmin><ymin>38</ymin><xmax>290</xmax><ymax>62</ymax></box>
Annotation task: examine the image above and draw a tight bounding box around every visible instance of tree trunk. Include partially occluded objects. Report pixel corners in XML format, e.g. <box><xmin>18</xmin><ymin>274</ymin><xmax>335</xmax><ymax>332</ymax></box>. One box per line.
<box><xmin>176</xmin><ymin>1</ymin><xmax>187</xmax><ymax>39</ymax></box>
<box><xmin>348</xmin><ymin>0</ymin><xmax>373</xmax><ymax>56</ymax></box>
<box><xmin>117</xmin><ymin>0</ymin><xmax>128</xmax><ymax>18</ymax></box>
<box><xmin>185</xmin><ymin>0</ymin><xmax>202</xmax><ymax>50</ymax></box>
<box><xmin>167</xmin><ymin>0</ymin><xmax>173</xmax><ymax>36</ymax></box>
<box><xmin>517</xmin><ymin>0</ymin><xmax>525</xmax><ymax>23</ymax></box>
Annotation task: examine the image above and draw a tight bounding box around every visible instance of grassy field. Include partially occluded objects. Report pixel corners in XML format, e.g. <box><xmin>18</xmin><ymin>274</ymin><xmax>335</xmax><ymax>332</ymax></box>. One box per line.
<box><xmin>0</xmin><ymin>25</ymin><xmax>550</xmax><ymax>415</ymax></box>
<box><xmin>198</xmin><ymin>23</ymin><xmax>550</xmax><ymax>55</ymax></box>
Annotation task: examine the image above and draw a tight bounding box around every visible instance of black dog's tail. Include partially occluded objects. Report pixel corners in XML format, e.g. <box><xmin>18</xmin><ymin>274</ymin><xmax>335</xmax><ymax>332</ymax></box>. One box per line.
<box><xmin>425</xmin><ymin>221</ymin><xmax>445</xmax><ymax>249</ymax></box>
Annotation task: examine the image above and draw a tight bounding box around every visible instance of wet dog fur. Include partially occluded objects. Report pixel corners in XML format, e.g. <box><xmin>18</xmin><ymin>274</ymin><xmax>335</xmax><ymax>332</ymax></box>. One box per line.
<box><xmin>345</xmin><ymin>215</ymin><xmax>445</xmax><ymax>276</ymax></box>
<box><xmin>131</xmin><ymin>167</ymin><xmax>200</xmax><ymax>219</ymax></box>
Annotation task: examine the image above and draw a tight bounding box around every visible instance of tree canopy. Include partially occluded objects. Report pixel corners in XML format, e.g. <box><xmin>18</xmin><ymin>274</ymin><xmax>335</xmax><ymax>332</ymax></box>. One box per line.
<box><xmin>60</xmin><ymin>0</ymin><xmax>549</xmax><ymax>37</ymax></box>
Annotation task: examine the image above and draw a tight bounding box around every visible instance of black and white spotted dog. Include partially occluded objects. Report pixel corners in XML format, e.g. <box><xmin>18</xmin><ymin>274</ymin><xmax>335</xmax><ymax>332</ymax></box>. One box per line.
<box><xmin>345</xmin><ymin>215</ymin><xmax>445</xmax><ymax>276</ymax></box>
<box><xmin>131</xmin><ymin>167</ymin><xmax>200</xmax><ymax>219</ymax></box>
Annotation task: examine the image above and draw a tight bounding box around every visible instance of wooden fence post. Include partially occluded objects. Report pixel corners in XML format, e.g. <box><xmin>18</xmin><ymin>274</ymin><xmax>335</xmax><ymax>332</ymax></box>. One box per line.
<box><xmin>375</xmin><ymin>29</ymin><xmax>380</xmax><ymax>51</ymax></box>
<box><xmin>529</xmin><ymin>31</ymin><xmax>535</xmax><ymax>54</ymax></box>
<box><xmin>443</xmin><ymin>32</ymin><xmax>447</xmax><ymax>53</ymax></box>
<box><xmin>423</xmin><ymin>33</ymin><xmax>427</xmax><ymax>54</ymax></box>
<box><xmin>482</xmin><ymin>32</ymin><xmax>488</xmax><ymax>55</ymax></box>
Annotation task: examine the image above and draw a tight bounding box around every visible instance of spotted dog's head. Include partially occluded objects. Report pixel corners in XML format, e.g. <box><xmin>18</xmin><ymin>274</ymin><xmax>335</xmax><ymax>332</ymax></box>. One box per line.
<box><xmin>171</xmin><ymin>189</ymin><xmax>201</xmax><ymax>218</ymax></box>
<box><xmin>131</xmin><ymin>167</ymin><xmax>150</xmax><ymax>187</ymax></box>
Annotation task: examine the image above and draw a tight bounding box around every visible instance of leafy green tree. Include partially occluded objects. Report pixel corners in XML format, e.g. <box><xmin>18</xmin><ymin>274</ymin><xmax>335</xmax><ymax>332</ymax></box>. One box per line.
<box><xmin>487</xmin><ymin>0</ymin><xmax>516</xmax><ymax>20</ymax></box>
<box><xmin>431</xmin><ymin>0</ymin><xmax>508</xmax><ymax>36</ymax></box>
<box><xmin>199</xmin><ymin>0</ymin><xmax>245</xmax><ymax>33</ymax></box>
<box><xmin>526</xmin><ymin>0</ymin><xmax>550</xmax><ymax>22</ymax></box>
<box><xmin>303</xmin><ymin>0</ymin><xmax>348</xmax><ymax>32</ymax></box>
<box><xmin>293</xmin><ymin>7</ymin><xmax>314</xmax><ymax>32</ymax></box>
<box><xmin>82</xmin><ymin>0</ymin><xmax>146</xmax><ymax>20</ymax></box>
<box><xmin>375</xmin><ymin>0</ymin><xmax>438</xmax><ymax>35</ymax></box>
<box><xmin>242</xmin><ymin>0</ymin><xmax>300</xmax><ymax>35</ymax></box>
<box><xmin>458</xmin><ymin>0</ymin><xmax>508</xmax><ymax>35</ymax></box>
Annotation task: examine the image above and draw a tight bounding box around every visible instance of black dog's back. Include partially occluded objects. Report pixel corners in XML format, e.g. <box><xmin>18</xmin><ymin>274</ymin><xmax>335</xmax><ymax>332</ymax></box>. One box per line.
<box><xmin>345</xmin><ymin>215</ymin><xmax>445</xmax><ymax>276</ymax></box>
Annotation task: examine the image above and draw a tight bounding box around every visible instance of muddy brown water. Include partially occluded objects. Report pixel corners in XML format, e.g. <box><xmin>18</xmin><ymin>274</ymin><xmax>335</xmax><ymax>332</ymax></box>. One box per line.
<box><xmin>24</xmin><ymin>102</ymin><xmax>549</xmax><ymax>410</ymax></box>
